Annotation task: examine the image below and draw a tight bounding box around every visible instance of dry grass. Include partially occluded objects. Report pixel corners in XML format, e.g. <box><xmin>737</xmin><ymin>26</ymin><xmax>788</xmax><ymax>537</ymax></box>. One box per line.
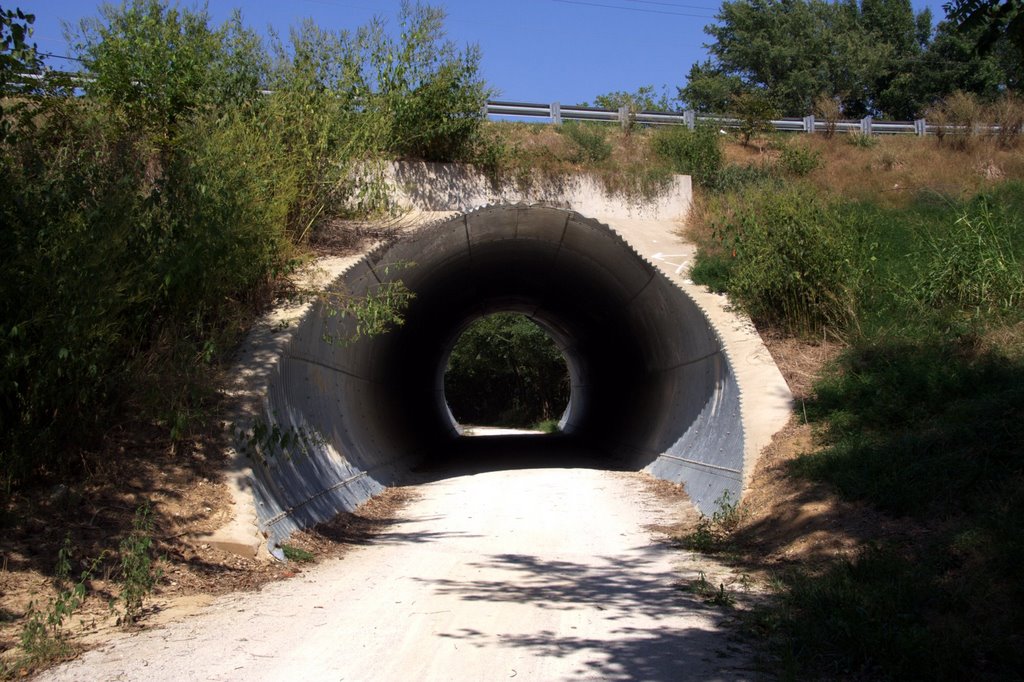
<box><xmin>489</xmin><ymin>121</ymin><xmax>1024</xmax><ymax>210</ymax></box>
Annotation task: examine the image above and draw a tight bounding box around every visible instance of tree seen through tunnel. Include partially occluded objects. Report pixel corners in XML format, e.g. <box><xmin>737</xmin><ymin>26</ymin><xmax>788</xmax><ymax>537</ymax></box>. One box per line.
<box><xmin>444</xmin><ymin>312</ymin><xmax>570</xmax><ymax>430</ymax></box>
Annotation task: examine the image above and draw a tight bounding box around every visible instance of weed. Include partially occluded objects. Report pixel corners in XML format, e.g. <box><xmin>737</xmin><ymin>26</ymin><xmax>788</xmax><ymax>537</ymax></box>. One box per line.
<box><xmin>682</xmin><ymin>571</ymin><xmax>736</xmax><ymax>608</ymax></box>
<box><xmin>929</xmin><ymin>90</ymin><xmax>984</xmax><ymax>151</ymax></box>
<box><xmin>18</xmin><ymin>536</ymin><xmax>104</xmax><ymax>667</ymax></box>
<box><xmin>559</xmin><ymin>122</ymin><xmax>612</xmax><ymax>164</ymax></box>
<box><xmin>846</xmin><ymin>131</ymin><xmax>878</xmax><ymax>148</ymax></box>
<box><xmin>700</xmin><ymin>183</ymin><xmax>860</xmax><ymax>335</ymax></box>
<box><xmin>320</xmin><ymin>262</ymin><xmax>417</xmax><ymax>347</ymax></box>
<box><xmin>281</xmin><ymin>544</ymin><xmax>315</xmax><ymax>563</ymax></box>
<box><xmin>117</xmin><ymin>503</ymin><xmax>161</xmax><ymax>625</ymax></box>
<box><xmin>650</xmin><ymin>125</ymin><xmax>722</xmax><ymax>187</ymax></box>
<box><xmin>910</xmin><ymin>200</ymin><xmax>1024</xmax><ymax>320</ymax></box>
<box><xmin>779</xmin><ymin>144</ymin><xmax>821</xmax><ymax>176</ymax></box>
<box><xmin>680</xmin><ymin>490</ymin><xmax>744</xmax><ymax>553</ymax></box>
<box><xmin>532</xmin><ymin>419</ymin><xmax>561</xmax><ymax>434</ymax></box>
<box><xmin>235</xmin><ymin>418</ymin><xmax>327</xmax><ymax>468</ymax></box>
<box><xmin>813</xmin><ymin>94</ymin><xmax>842</xmax><ymax>139</ymax></box>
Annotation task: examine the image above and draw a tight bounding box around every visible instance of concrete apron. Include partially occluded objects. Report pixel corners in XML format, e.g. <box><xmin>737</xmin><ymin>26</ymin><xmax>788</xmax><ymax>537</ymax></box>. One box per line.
<box><xmin>200</xmin><ymin>163</ymin><xmax>792</xmax><ymax>558</ymax></box>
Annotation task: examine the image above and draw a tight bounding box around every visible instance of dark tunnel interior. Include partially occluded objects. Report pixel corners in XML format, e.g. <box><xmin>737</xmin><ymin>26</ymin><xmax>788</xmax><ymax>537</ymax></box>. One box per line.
<box><xmin>248</xmin><ymin>206</ymin><xmax>744</xmax><ymax>543</ymax></box>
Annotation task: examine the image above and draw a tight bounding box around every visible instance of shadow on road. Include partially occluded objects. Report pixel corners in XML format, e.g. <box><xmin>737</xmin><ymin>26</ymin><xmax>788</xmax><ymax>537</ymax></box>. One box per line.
<box><xmin>421</xmin><ymin>551</ymin><xmax>756</xmax><ymax>680</ymax></box>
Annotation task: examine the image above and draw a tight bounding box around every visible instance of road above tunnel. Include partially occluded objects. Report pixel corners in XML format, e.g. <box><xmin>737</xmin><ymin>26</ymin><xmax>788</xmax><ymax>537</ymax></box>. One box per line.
<box><xmin>42</xmin><ymin>468</ymin><xmax>757</xmax><ymax>681</ymax></box>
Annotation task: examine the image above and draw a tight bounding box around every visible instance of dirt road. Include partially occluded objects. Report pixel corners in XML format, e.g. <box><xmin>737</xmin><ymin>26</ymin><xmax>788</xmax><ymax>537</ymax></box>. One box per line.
<box><xmin>40</xmin><ymin>467</ymin><xmax>757</xmax><ymax>681</ymax></box>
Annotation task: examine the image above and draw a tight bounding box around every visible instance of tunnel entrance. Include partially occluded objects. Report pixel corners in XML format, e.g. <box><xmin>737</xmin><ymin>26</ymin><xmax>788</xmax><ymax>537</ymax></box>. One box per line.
<box><xmin>246</xmin><ymin>205</ymin><xmax>746</xmax><ymax>545</ymax></box>
<box><xmin>444</xmin><ymin>312</ymin><xmax>571</xmax><ymax>434</ymax></box>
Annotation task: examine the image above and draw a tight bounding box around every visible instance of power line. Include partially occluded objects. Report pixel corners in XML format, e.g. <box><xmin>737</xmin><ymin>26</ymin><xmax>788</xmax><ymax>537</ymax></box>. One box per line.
<box><xmin>552</xmin><ymin>0</ymin><xmax>716</xmax><ymax>18</ymax></box>
<box><xmin>622</xmin><ymin>0</ymin><xmax>720</xmax><ymax>11</ymax></box>
<box><xmin>38</xmin><ymin>52</ymin><xmax>86</xmax><ymax>64</ymax></box>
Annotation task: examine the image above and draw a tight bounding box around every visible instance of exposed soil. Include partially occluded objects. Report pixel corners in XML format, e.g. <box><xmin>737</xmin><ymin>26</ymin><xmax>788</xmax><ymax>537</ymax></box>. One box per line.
<box><xmin>727</xmin><ymin>332</ymin><xmax>927</xmax><ymax>573</ymax></box>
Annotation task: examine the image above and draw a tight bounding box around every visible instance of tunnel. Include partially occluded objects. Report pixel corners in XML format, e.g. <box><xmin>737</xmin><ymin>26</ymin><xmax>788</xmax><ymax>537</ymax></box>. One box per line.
<box><xmin>244</xmin><ymin>205</ymin><xmax>744</xmax><ymax>546</ymax></box>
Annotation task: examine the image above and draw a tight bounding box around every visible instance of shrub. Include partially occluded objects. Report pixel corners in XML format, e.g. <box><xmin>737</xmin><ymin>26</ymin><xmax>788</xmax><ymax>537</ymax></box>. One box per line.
<box><xmin>369</xmin><ymin>3</ymin><xmax>491</xmax><ymax>162</ymax></box>
<box><xmin>650</xmin><ymin>125</ymin><xmax>722</xmax><ymax>187</ymax></box>
<box><xmin>928</xmin><ymin>90</ymin><xmax>984</xmax><ymax>150</ymax></box>
<box><xmin>560</xmin><ymin>121</ymin><xmax>612</xmax><ymax>164</ymax></box>
<box><xmin>988</xmin><ymin>92</ymin><xmax>1024</xmax><ymax>149</ymax></box>
<box><xmin>730</xmin><ymin>91</ymin><xmax>778</xmax><ymax>146</ymax></box>
<box><xmin>813</xmin><ymin>93</ymin><xmax>842</xmax><ymax>139</ymax></box>
<box><xmin>72</xmin><ymin>1</ymin><xmax>266</xmax><ymax>141</ymax></box>
<box><xmin>445</xmin><ymin>313</ymin><xmax>570</xmax><ymax>427</ymax></box>
<box><xmin>779</xmin><ymin>143</ymin><xmax>821</xmax><ymax>176</ymax></box>
<box><xmin>846</xmin><ymin>131</ymin><xmax>878</xmax><ymax>148</ymax></box>
<box><xmin>1</xmin><ymin>3</ymin><xmax>480</xmax><ymax>485</ymax></box>
<box><xmin>911</xmin><ymin>199</ymin><xmax>1024</xmax><ymax>319</ymax></box>
<box><xmin>709</xmin><ymin>185</ymin><xmax>859</xmax><ymax>335</ymax></box>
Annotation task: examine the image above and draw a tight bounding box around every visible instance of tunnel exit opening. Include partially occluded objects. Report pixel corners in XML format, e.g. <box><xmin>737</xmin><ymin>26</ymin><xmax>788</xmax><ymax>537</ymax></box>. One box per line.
<box><xmin>443</xmin><ymin>312</ymin><xmax>571</xmax><ymax>435</ymax></box>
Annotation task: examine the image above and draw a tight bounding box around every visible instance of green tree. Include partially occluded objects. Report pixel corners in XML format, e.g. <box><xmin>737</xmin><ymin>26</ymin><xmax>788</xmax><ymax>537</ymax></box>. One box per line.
<box><xmin>684</xmin><ymin>0</ymin><xmax>1010</xmax><ymax>119</ymax></box>
<box><xmin>0</xmin><ymin>5</ymin><xmax>39</xmax><ymax>141</ymax></box>
<box><xmin>445</xmin><ymin>313</ymin><xmax>570</xmax><ymax>427</ymax></box>
<box><xmin>945</xmin><ymin>0</ymin><xmax>1024</xmax><ymax>69</ymax></box>
<box><xmin>368</xmin><ymin>1</ymin><xmax>491</xmax><ymax>162</ymax></box>
<box><xmin>586</xmin><ymin>84</ymin><xmax>673</xmax><ymax>112</ymax></box>
<box><xmin>678</xmin><ymin>60</ymin><xmax>746</xmax><ymax>113</ymax></box>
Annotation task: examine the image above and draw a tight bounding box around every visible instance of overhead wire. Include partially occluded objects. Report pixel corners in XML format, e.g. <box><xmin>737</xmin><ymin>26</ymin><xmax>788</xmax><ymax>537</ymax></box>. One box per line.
<box><xmin>552</xmin><ymin>0</ymin><xmax>716</xmax><ymax>18</ymax></box>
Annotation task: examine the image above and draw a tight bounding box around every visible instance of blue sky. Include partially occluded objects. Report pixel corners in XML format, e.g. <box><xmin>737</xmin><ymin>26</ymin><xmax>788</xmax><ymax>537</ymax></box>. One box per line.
<box><xmin>26</xmin><ymin>0</ymin><xmax>950</xmax><ymax>107</ymax></box>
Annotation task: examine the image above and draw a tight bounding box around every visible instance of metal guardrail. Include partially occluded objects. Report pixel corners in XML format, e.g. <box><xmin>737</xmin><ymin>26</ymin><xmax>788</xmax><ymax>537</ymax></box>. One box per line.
<box><xmin>9</xmin><ymin>71</ymin><xmax>988</xmax><ymax>137</ymax></box>
<box><xmin>486</xmin><ymin>100</ymin><xmax>977</xmax><ymax>136</ymax></box>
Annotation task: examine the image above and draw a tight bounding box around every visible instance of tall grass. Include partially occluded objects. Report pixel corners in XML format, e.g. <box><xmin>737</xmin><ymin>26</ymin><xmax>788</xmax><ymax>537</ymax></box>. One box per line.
<box><xmin>692</xmin><ymin>184</ymin><xmax>861</xmax><ymax>335</ymax></box>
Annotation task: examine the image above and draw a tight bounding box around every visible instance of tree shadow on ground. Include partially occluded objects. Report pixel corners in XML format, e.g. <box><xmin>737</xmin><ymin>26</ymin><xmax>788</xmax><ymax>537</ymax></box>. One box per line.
<box><xmin>418</xmin><ymin>551</ymin><xmax>760</xmax><ymax>681</ymax></box>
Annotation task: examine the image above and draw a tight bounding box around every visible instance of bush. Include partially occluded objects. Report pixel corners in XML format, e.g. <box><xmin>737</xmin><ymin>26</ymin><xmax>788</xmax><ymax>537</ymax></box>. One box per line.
<box><xmin>928</xmin><ymin>90</ymin><xmax>984</xmax><ymax>150</ymax></box>
<box><xmin>779</xmin><ymin>143</ymin><xmax>821</xmax><ymax>176</ymax></box>
<box><xmin>369</xmin><ymin>3</ymin><xmax>491</xmax><ymax>162</ymax></box>
<box><xmin>988</xmin><ymin>91</ymin><xmax>1024</xmax><ymax>149</ymax></box>
<box><xmin>706</xmin><ymin>185</ymin><xmax>859</xmax><ymax>335</ymax></box>
<box><xmin>560</xmin><ymin>122</ymin><xmax>612</xmax><ymax>164</ymax></box>
<box><xmin>650</xmin><ymin>125</ymin><xmax>722</xmax><ymax>187</ymax></box>
<box><xmin>1</xmin><ymin>2</ymin><xmax>487</xmax><ymax>485</ymax></box>
<box><xmin>730</xmin><ymin>91</ymin><xmax>778</xmax><ymax>146</ymax></box>
<box><xmin>813</xmin><ymin>93</ymin><xmax>842</xmax><ymax>139</ymax></box>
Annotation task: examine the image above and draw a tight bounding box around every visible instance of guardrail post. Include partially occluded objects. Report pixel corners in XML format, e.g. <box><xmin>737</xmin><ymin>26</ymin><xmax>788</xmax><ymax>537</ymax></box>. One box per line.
<box><xmin>860</xmin><ymin>115</ymin><xmax>873</xmax><ymax>135</ymax></box>
<box><xmin>551</xmin><ymin>101</ymin><xmax>562</xmax><ymax>126</ymax></box>
<box><xmin>683</xmin><ymin>110</ymin><xmax>695</xmax><ymax>130</ymax></box>
<box><xmin>803</xmin><ymin>115</ymin><xmax>815</xmax><ymax>133</ymax></box>
<box><xmin>914</xmin><ymin>118</ymin><xmax>927</xmax><ymax>136</ymax></box>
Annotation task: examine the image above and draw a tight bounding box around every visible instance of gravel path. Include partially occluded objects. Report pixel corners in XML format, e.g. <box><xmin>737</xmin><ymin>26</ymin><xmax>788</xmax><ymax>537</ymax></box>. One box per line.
<box><xmin>41</xmin><ymin>468</ymin><xmax>757</xmax><ymax>681</ymax></box>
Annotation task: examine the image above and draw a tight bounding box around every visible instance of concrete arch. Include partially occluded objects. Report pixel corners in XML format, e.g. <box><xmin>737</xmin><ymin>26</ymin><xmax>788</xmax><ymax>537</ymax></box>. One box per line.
<box><xmin>243</xmin><ymin>205</ymin><xmax>748</xmax><ymax>547</ymax></box>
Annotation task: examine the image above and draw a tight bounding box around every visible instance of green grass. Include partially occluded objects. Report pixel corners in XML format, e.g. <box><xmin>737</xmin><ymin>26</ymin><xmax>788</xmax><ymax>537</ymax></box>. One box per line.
<box><xmin>692</xmin><ymin>181</ymin><xmax>1024</xmax><ymax>680</ymax></box>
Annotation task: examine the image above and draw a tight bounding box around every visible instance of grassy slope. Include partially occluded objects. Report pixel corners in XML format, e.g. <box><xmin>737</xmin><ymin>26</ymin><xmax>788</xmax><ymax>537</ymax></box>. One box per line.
<box><xmin>683</xmin><ymin>133</ymin><xmax>1024</xmax><ymax>680</ymax></box>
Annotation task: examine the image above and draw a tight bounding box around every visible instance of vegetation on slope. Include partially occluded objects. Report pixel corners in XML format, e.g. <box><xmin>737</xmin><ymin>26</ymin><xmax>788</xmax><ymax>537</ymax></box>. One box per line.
<box><xmin>685</xmin><ymin>124</ymin><xmax>1024</xmax><ymax>678</ymax></box>
<box><xmin>0</xmin><ymin>0</ymin><xmax>493</xmax><ymax>488</ymax></box>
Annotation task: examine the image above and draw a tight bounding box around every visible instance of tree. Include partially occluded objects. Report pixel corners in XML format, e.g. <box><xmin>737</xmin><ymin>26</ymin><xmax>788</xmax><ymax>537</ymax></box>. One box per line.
<box><xmin>0</xmin><ymin>5</ymin><xmax>39</xmax><ymax>141</ymax></box>
<box><xmin>585</xmin><ymin>84</ymin><xmax>673</xmax><ymax>111</ymax></box>
<box><xmin>445</xmin><ymin>313</ymin><xmax>570</xmax><ymax>427</ymax></box>
<box><xmin>683</xmin><ymin>0</ymin><xmax>1011</xmax><ymax>119</ymax></box>
<box><xmin>945</xmin><ymin>0</ymin><xmax>1024</xmax><ymax>68</ymax></box>
<box><xmin>678</xmin><ymin>61</ymin><xmax>745</xmax><ymax>113</ymax></box>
